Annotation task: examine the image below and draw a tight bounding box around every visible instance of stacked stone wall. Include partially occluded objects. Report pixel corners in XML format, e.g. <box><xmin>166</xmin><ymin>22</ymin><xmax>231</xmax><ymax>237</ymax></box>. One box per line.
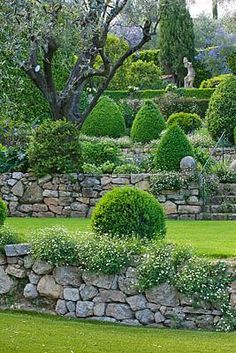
<box><xmin>1</xmin><ymin>244</ymin><xmax>235</xmax><ymax>330</ymax></box>
<box><xmin>0</xmin><ymin>173</ymin><xmax>202</xmax><ymax>220</ymax></box>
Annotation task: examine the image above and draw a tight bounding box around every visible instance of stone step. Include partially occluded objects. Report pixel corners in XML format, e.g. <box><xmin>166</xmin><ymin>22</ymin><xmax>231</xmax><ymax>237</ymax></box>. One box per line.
<box><xmin>205</xmin><ymin>196</ymin><xmax>236</xmax><ymax>204</ymax></box>
<box><xmin>204</xmin><ymin>204</ymin><xmax>236</xmax><ymax>213</ymax></box>
<box><xmin>200</xmin><ymin>213</ymin><xmax>236</xmax><ymax>220</ymax></box>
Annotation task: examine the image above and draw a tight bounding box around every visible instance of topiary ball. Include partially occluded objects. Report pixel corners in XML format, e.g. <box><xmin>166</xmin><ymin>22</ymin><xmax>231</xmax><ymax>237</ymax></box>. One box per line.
<box><xmin>81</xmin><ymin>96</ymin><xmax>126</xmax><ymax>138</ymax></box>
<box><xmin>154</xmin><ymin>125</ymin><xmax>194</xmax><ymax>171</ymax></box>
<box><xmin>0</xmin><ymin>198</ymin><xmax>7</xmax><ymax>226</ymax></box>
<box><xmin>131</xmin><ymin>100</ymin><xmax>166</xmax><ymax>143</ymax></box>
<box><xmin>91</xmin><ymin>186</ymin><xmax>166</xmax><ymax>240</ymax></box>
<box><xmin>167</xmin><ymin>112</ymin><xmax>202</xmax><ymax>134</ymax></box>
<box><xmin>27</xmin><ymin>120</ymin><xmax>82</xmax><ymax>177</ymax></box>
<box><xmin>207</xmin><ymin>76</ymin><xmax>236</xmax><ymax>143</ymax></box>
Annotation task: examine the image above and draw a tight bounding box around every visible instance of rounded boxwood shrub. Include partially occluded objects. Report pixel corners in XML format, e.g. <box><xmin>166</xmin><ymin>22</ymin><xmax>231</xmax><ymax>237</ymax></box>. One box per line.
<box><xmin>167</xmin><ymin>112</ymin><xmax>202</xmax><ymax>134</ymax></box>
<box><xmin>81</xmin><ymin>97</ymin><xmax>126</xmax><ymax>138</ymax></box>
<box><xmin>207</xmin><ymin>76</ymin><xmax>236</xmax><ymax>143</ymax></box>
<box><xmin>200</xmin><ymin>74</ymin><xmax>233</xmax><ymax>89</ymax></box>
<box><xmin>0</xmin><ymin>199</ymin><xmax>7</xmax><ymax>226</ymax></box>
<box><xmin>28</xmin><ymin>120</ymin><xmax>82</xmax><ymax>177</ymax></box>
<box><xmin>131</xmin><ymin>100</ymin><xmax>166</xmax><ymax>143</ymax></box>
<box><xmin>91</xmin><ymin>186</ymin><xmax>166</xmax><ymax>240</ymax></box>
<box><xmin>154</xmin><ymin>125</ymin><xmax>194</xmax><ymax>171</ymax></box>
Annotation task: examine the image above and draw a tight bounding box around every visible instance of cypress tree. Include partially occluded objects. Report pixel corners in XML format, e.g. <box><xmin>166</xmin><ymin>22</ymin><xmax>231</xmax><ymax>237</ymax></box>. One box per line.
<box><xmin>159</xmin><ymin>0</ymin><xmax>195</xmax><ymax>86</ymax></box>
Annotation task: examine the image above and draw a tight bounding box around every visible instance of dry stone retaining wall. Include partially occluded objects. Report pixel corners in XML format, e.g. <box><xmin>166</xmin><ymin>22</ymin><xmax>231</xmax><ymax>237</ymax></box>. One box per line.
<box><xmin>1</xmin><ymin>244</ymin><xmax>235</xmax><ymax>330</ymax></box>
<box><xmin>0</xmin><ymin>172</ymin><xmax>203</xmax><ymax>220</ymax></box>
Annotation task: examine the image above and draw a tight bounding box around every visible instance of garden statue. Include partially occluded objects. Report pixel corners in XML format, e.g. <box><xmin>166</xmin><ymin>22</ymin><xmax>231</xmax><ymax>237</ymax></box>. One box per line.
<box><xmin>180</xmin><ymin>156</ymin><xmax>197</xmax><ymax>172</ymax></box>
<box><xmin>230</xmin><ymin>160</ymin><xmax>236</xmax><ymax>173</ymax></box>
<box><xmin>183</xmin><ymin>57</ymin><xmax>196</xmax><ymax>88</ymax></box>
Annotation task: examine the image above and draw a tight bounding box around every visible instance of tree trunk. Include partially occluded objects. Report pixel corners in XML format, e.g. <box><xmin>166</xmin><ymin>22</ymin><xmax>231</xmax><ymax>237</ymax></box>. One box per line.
<box><xmin>212</xmin><ymin>0</ymin><xmax>218</xmax><ymax>19</ymax></box>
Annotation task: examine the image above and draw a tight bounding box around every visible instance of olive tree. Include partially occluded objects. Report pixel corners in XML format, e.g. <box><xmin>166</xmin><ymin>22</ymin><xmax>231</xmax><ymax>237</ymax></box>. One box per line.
<box><xmin>0</xmin><ymin>0</ymin><xmax>160</xmax><ymax>128</ymax></box>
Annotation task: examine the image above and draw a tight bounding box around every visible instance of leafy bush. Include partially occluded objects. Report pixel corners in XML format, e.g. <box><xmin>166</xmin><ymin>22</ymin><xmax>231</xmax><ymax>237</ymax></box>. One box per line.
<box><xmin>113</xmin><ymin>163</ymin><xmax>142</xmax><ymax>174</ymax></box>
<box><xmin>31</xmin><ymin>227</ymin><xmax>77</xmax><ymax>266</ymax></box>
<box><xmin>200</xmin><ymin>74</ymin><xmax>233</xmax><ymax>88</ymax></box>
<box><xmin>77</xmin><ymin>233</ymin><xmax>141</xmax><ymax>274</ymax></box>
<box><xmin>207</xmin><ymin>75</ymin><xmax>236</xmax><ymax>143</ymax></box>
<box><xmin>188</xmin><ymin>129</ymin><xmax>214</xmax><ymax>148</ymax></box>
<box><xmin>167</xmin><ymin>112</ymin><xmax>202</xmax><ymax>134</ymax></box>
<box><xmin>155</xmin><ymin>93</ymin><xmax>210</xmax><ymax>119</ymax></box>
<box><xmin>28</xmin><ymin>120</ymin><xmax>82</xmax><ymax>177</ymax></box>
<box><xmin>118</xmin><ymin>100</ymin><xmax>136</xmax><ymax>129</ymax></box>
<box><xmin>0</xmin><ymin>199</ymin><xmax>7</xmax><ymax>226</ymax></box>
<box><xmin>227</xmin><ymin>51</ymin><xmax>236</xmax><ymax>74</ymax></box>
<box><xmin>131</xmin><ymin>100</ymin><xmax>166</xmax><ymax>143</ymax></box>
<box><xmin>126</xmin><ymin>60</ymin><xmax>163</xmax><ymax>90</ymax></box>
<box><xmin>154</xmin><ymin>125</ymin><xmax>194</xmax><ymax>171</ymax></box>
<box><xmin>212</xmin><ymin>162</ymin><xmax>236</xmax><ymax>184</ymax></box>
<box><xmin>0</xmin><ymin>144</ymin><xmax>28</xmax><ymax>173</ymax></box>
<box><xmin>81</xmin><ymin>97</ymin><xmax>126</xmax><ymax>138</ymax></box>
<box><xmin>0</xmin><ymin>226</ymin><xmax>21</xmax><ymax>254</ymax></box>
<box><xmin>81</xmin><ymin>140</ymin><xmax>121</xmax><ymax>167</ymax></box>
<box><xmin>92</xmin><ymin>186</ymin><xmax>166</xmax><ymax>240</ymax></box>
<box><xmin>132</xmin><ymin>49</ymin><xmax>160</xmax><ymax>67</ymax></box>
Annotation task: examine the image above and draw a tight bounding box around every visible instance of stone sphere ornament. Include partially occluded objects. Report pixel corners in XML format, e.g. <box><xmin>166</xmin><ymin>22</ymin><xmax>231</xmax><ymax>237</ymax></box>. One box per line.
<box><xmin>180</xmin><ymin>156</ymin><xmax>197</xmax><ymax>171</ymax></box>
<box><xmin>229</xmin><ymin>160</ymin><xmax>236</xmax><ymax>173</ymax></box>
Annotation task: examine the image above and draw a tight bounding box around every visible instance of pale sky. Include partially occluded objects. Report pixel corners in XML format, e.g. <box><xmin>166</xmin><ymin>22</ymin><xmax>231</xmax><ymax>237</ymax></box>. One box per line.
<box><xmin>189</xmin><ymin>0</ymin><xmax>236</xmax><ymax>17</ymax></box>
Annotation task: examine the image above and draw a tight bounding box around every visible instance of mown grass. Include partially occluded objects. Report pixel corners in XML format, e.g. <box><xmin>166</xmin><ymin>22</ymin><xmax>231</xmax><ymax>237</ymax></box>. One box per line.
<box><xmin>0</xmin><ymin>311</ymin><xmax>235</xmax><ymax>353</ymax></box>
<box><xmin>5</xmin><ymin>218</ymin><xmax>236</xmax><ymax>258</ymax></box>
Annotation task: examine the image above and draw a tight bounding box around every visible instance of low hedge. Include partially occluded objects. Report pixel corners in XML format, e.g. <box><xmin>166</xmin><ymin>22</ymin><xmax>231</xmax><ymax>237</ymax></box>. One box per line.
<box><xmin>104</xmin><ymin>88</ymin><xmax>214</xmax><ymax>101</ymax></box>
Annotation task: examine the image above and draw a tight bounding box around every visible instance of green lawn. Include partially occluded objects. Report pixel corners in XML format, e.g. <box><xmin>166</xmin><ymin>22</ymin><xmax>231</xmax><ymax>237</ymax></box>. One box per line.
<box><xmin>5</xmin><ymin>218</ymin><xmax>236</xmax><ymax>258</ymax></box>
<box><xmin>0</xmin><ymin>311</ymin><xmax>235</xmax><ymax>353</ymax></box>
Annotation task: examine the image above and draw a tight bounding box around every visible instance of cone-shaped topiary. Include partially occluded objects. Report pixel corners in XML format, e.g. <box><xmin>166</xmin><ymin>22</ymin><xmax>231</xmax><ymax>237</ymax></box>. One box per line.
<box><xmin>154</xmin><ymin>125</ymin><xmax>194</xmax><ymax>171</ymax></box>
<box><xmin>167</xmin><ymin>112</ymin><xmax>202</xmax><ymax>134</ymax></box>
<box><xmin>207</xmin><ymin>76</ymin><xmax>236</xmax><ymax>143</ymax></box>
<box><xmin>92</xmin><ymin>186</ymin><xmax>166</xmax><ymax>240</ymax></box>
<box><xmin>81</xmin><ymin>96</ymin><xmax>126</xmax><ymax>138</ymax></box>
<box><xmin>131</xmin><ymin>100</ymin><xmax>166</xmax><ymax>143</ymax></box>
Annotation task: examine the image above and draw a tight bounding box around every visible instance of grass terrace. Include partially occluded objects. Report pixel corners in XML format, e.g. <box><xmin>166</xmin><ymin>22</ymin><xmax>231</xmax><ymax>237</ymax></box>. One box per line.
<box><xmin>5</xmin><ymin>218</ymin><xmax>236</xmax><ymax>259</ymax></box>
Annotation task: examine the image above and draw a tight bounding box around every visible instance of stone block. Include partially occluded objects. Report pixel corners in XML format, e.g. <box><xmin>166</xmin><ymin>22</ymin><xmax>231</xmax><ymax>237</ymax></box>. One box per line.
<box><xmin>76</xmin><ymin>301</ymin><xmax>94</xmax><ymax>317</ymax></box>
<box><xmin>64</xmin><ymin>287</ymin><xmax>80</xmax><ymax>301</ymax></box>
<box><xmin>135</xmin><ymin>309</ymin><xmax>154</xmax><ymax>325</ymax></box>
<box><xmin>5</xmin><ymin>243</ymin><xmax>31</xmax><ymax>257</ymax></box>
<box><xmin>56</xmin><ymin>299</ymin><xmax>68</xmax><ymax>315</ymax></box>
<box><xmin>32</xmin><ymin>260</ymin><xmax>54</xmax><ymax>275</ymax></box>
<box><xmin>6</xmin><ymin>264</ymin><xmax>26</xmax><ymax>278</ymax></box>
<box><xmin>37</xmin><ymin>275</ymin><xmax>63</xmax><ymax>299</ymax></box>
<box><xmin>178</xmin><ymin>205</ymin><xmax>201</xmax><ymax>214</ymax></box>
<box><xmin>93</xmin><ymin>290</ymin><xmax>126</xmax><ymax>303</ymax></box>
<box><xmin>82</xmin><ymin>273</ymin><xmax>115</xmax><ymax>289</ymax></box>
<box><xmin>11</xmin><ymin>181</ymin><xmax>24</xmax><ymax>197</ymax></box>
<box><xmin>145</xmin><ymin>283</ymin><xmax>179</xmax><ymax>307</ymax></box>
<box><xmin>163</xmin><ymin>201</ymin><xmax>177</xmax><ymax>215</ymax></box>
<box><xmin>24</xmin><ymin>283</ymin><xmax>38</xmax><ymax>299</ymax></box>
<box><xmin>80</xmin><ymin>285</ymin><xmax>98</xmax><ymax>301</ymax></box>
<box><xmin>54</xmin><ymin>266</ymin><xmax>82</xmax><ymax>287</ymax></box>
<box><xmin>0</xmin><ymin>267</ymin><xmax>14</xmax><ymax>294</ymax></box>
<box><xmin>126</xmin><ymin>295</ymin><xmax>147</xmax><ymax>311</ymax></box>
<box><xmin>106</xmin><ymin>304</ymin><xmax>133</xmax><ymax>320</ymax></box>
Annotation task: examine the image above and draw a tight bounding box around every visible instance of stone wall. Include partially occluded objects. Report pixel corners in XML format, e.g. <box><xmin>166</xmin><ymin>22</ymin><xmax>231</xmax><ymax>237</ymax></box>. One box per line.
<box><xmin>0</xmin><ymin>173</ymin><xmax>202</xmax><ymax>219</ymax></box>
<box><xmin>1</xmin><ymin>244</ymin><xmax>235</xmax><ymax>330</ymax></box>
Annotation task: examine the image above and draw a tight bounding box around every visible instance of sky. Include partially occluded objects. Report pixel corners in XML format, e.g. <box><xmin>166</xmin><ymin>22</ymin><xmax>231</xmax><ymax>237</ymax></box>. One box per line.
<box><xmin>189</xmin><ymin>0</ymin><xmax>236</xmax><ymax>17</ymax></box>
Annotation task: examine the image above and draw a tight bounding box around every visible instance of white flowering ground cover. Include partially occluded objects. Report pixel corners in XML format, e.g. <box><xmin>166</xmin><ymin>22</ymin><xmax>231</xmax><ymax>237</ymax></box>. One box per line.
<box><xmin>5</xmin><ymin>218</ymin><xmax>236</xmax><ymax>259</ymax></box>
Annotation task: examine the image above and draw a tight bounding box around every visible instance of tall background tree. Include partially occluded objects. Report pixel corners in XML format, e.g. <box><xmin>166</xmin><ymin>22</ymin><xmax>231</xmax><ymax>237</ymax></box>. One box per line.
<box><xmin>0</xmin><ymin>0</ymin><xmax>160</xmax><ymax>128</ymax></box>
<box><xmin>159</xmin><ymin>0</ymin><xmax>195</xmax><ymax>85</ymax></box>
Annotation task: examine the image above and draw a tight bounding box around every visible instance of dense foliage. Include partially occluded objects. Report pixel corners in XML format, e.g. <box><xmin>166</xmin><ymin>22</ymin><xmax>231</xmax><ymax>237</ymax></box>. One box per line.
<box><xmin>126</xmin><ymin>60</ymin><xmax>163</xmax><ymax>90</ymax></box>
<box><xmin>159</xmin><ymin>0</ymin><xmax>195</xmax><ymax>85</ymax></box>
<box><xmin>81</xmin><ymin>97</ymin><xmax>126</xmax><ymax>138</ymax></box>
<box><xmin>92</xmin><ymin>187</ymin><xmax>166</xmax><ymax>240</ymax></box>
<box><xmin>207</xmin><ymin>76</ymin><xmax>236</xmax><ymax>143</ymax></box>
<box><xmin>28</xmin><ymin>120</ymin><xmax>82</xmax><ymax>177</ymax></box>
<box><xmin>0</xmin><ymin>226</ymin><xmax>21</xmax><ymax>254</ymax></box>
<box><xmin>0</xmin><ymin>199</ymin><xmax>7</xmax><ymax>226</ymax></box>
<box><xmin>154</xmin><ymin>125</ymin><xmax>194</xmax><ymax>171</ymax></box>
<box><xmin>227</xmin><ymin>50</ymin><xmax>236</xmax><ymax>74</ymax></box>
<box><xmin>167</xmin><ymin>112</ymin><xmax>202</xmax><ymax>133</ymax></box>
<box><xmin>200</xmin><ymin>74</ymin><xmax>233</xmax><ymax>88</ymax></box>
<box><xmin>131</xmin><ymin>100</ymin><xmax>166</xmax><ymax>143</ymax></box>
<box><xmin>81</xmin><ymin>140</ymin><xmax>121</xmax><ymax>167</ymax></box>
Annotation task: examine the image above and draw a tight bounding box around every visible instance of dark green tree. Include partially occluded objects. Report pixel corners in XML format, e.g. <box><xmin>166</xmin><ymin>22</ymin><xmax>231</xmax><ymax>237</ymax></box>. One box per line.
<box><xmin>159</xmin><ymin>0</ymin><xmax>195</xmax><ymax>86</ymax></box>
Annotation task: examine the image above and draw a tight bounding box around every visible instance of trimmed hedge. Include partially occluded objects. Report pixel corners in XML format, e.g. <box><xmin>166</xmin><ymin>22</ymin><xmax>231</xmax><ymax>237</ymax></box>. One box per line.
<box><xmin>227</xmin><ymin>51</ymin><xmax>236</xmax><ymax>74</ymax></box>
<box><xmin>167</xmin><ymin>112</ymin><xmax>202</xmax><ymax>134</ymax></box>
<box><xmin>154</xmin><ymin>125</ymin><xmax>194</xmax><ymax>171</ymax></box>
<box><xmin>28</xmin><ymin>120</ymin><xmax>82</xmax><ymax>177</ymax></box>
<box><xmin>92</xmin><ymin>186</ymin><xmax>166</xmax><ymax>240</ymax></box>
<box><xmin>200</xmin><ymin>74</ymin><xmax>233</xmax><ymax>89</ymax></box>
<box><xmin>131</xmin><ymin>100</ymin><xmax>166</xmax><ymax>143</ymax></box>
<box><xmin>81</xmin><ymin>97</ymin><xmax>126</xmax><ymax>138</ymax></box>
<box><xmin>207</xmin><ymin>75</ymin><xmax>236</xmax><ymax>143</ymax></box>
<box><xmin>104</xmin><ymin>88</ymin><xmax>214</xmax><ymax>101</ymax></box>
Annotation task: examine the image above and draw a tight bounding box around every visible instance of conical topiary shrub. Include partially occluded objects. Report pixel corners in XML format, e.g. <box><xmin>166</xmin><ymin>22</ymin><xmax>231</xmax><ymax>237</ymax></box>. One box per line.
<box><xmin>207</xmin><ymin>76</ymin><xmax>236</xmax><ymax>143</ymax></box>
<box><xmin>81</xmin><ymin>96</ymin><xmax>126</xmax><ymax>138</ymax></box>
<box><xmin>154</xmin><ymin>124</ymin><xmax>194</xmax><ymax>171</ymax></box>
<box><xmin>131</xmin><ymin>100</ymin><xmax>166</xmax><ymax>143</ymax></box>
